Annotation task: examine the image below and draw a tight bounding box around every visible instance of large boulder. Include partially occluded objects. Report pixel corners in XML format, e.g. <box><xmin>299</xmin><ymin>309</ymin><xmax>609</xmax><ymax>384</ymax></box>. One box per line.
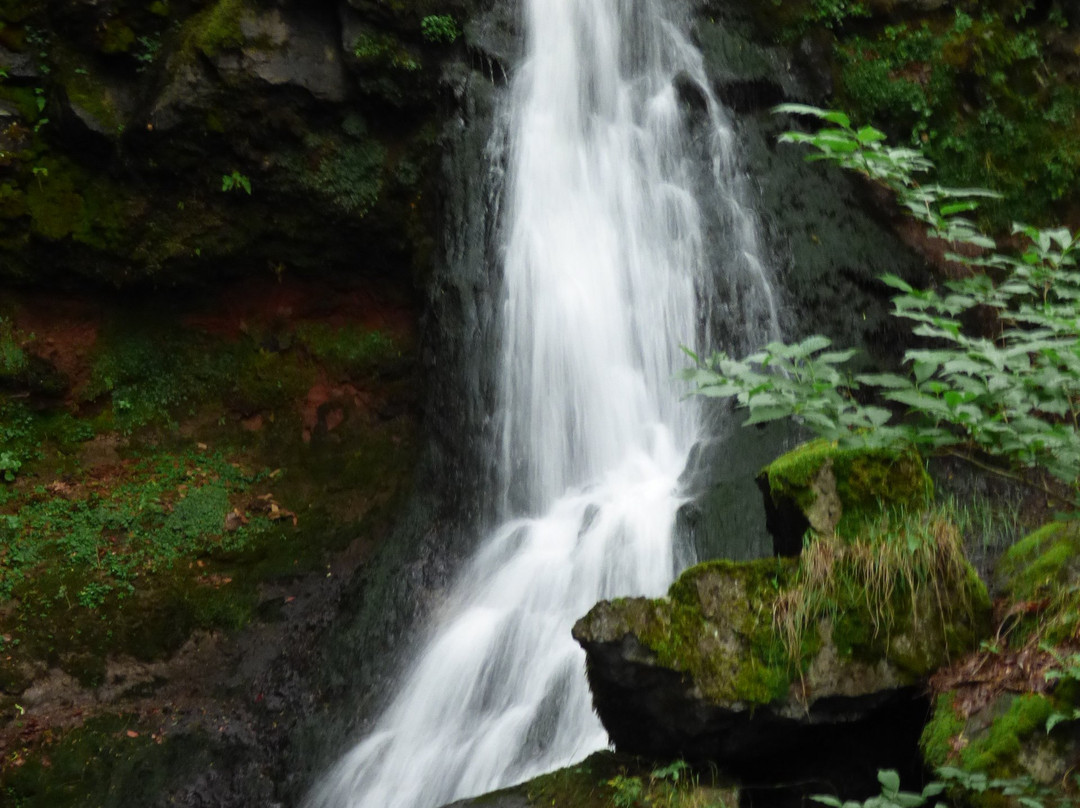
<box><xmin>574</xmin><ymin>511</ymin><xmax>990</xmax><ymax>784</ymax></box>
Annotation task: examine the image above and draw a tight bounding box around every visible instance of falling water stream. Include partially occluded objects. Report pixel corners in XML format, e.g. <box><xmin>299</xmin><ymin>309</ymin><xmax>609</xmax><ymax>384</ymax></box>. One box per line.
<box><xmin>307</xmin><ymin>2</ymin><xmax>778</xmax><ymax>807</ymax></box>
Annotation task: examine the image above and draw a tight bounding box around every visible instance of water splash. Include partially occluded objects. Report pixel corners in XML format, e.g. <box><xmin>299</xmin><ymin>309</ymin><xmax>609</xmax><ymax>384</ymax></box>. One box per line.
<box><xmin>306</xmin><ymin>2</ymin><xmax>778</xmax><ymax>807</ymax></box>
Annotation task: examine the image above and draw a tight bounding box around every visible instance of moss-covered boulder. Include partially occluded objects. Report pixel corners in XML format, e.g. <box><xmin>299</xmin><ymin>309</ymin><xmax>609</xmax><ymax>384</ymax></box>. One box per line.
<box><xmin>919</xmin><ymin>522</ymin><xmax>1080</xmax><ymax>805</ymax></box>
<box><xmin>574</xmin><ymin>510</ymin><xmax>989</xmax><ymax>778</ymax></box>
<box><xmin>758</xmin><ymin>440</ymin><xmax>932</xmax><ymax>553</ymax></box>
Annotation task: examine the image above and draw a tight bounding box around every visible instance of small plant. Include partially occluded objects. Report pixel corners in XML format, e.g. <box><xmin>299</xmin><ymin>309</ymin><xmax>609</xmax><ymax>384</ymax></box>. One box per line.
<box><xmin>77</xmin><ymin>581</ymin><xmax>113</xmax><ymax>609</ymax></box>
<box><xmin>1043</xmin><ymin>647</ymin><xmax>1080</xmax><ymax>732</ymax></box>
<box><xmin>420</xmin><ymin>14</ymin><xmax>460</xmax><ymax>44</ymax></box>
<box><xmin>815</xmin><ymin>767</ymin><xmax>1067</xmax><ymax>808</ymax></box>
<box><xmin>608</xmin><ymin>775</ymin><xmax>645</xmax><ymax>808</ymax></box>
<box><xmin>353</xmin><ymin>33</ymin><xmax>421</xmax><ymax>71</ymax></box>
<box><xmin>221</xmin><ymin>170</ymin><xmax>252</xmax><ymax>195</ymax></box>
<box><xmin>135</xmin><ymin>34</ymin><xmax>161</xmax><ymax>71</ymax></box>
<box><xmin>0</xmin><ymin>451</ymin><xmax>21</xmax><ymax>483</ymax></box>
<box><xmin>814</xmin><ymin>769</ymin><xmax>945</xmax><ymax>808</ymax></box>
<box><xmin>651</xmin><ymin>760</ymin><xmax>690</xmax><ymax>784</ymax></box>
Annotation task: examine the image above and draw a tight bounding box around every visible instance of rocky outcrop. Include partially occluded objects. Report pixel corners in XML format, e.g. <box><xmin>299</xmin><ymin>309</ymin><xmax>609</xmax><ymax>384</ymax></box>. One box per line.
<box><xmin>758</xmin><ymin>440</ymin><xmax>932</xmax><ymax>554</ymax></box>
<box><xmin>576</xmin><ymin>439</ymin><xmax>991</xmax><ymax>789</ymax></box>
<box><xmin>574</xmin><ymin>546</ymin><xmax>989</xmax><ymax>779</ymax></box>
<box><xmin>0</xmin><ymin>0</ymin><xmax>485</xmax><ymax>287</ymax></box>
<box><xmin>920</xmin><ymin>522</ymin><xmax>1080</xmax><ymax>805</ymax></box>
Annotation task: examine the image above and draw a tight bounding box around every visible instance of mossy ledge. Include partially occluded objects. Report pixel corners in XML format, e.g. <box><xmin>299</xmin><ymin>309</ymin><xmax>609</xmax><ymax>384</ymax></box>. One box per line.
<box><xmin>759</xmin><ymin>440</ymin><xmax>932</xmax><ymax>550</ymax></box>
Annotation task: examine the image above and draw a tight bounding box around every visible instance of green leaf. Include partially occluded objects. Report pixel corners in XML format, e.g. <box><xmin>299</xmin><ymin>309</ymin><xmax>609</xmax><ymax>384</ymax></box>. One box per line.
<box><xmin>772</xmin><ymin>104</ymin><xmax>850</xmax><ymax>128</ymax></box>
<box><xmin>743</xmin><ymin>405</ymin><xmax>795</xmax><ymax>426</ymax></box>
<box><xmin>856</xmin><ymin>125</ymin><xmax>886</xmax><ymax>144</ymax></box>
<box><xmin>877</xmin><ymin>771</ymin><xmax>901</xmax><ymax>794</ymax></box>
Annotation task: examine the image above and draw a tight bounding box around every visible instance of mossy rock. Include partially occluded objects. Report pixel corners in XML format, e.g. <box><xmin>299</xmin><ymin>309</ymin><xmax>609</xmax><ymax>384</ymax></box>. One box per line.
<box><xmin>576</xmin><ymin>543</ymin><xmax>988</xmax><ymax>710</ymax></box>
<box><xmin>997</xmin><ymin>522</ymin><xmax>1080</xmax><ymax>646</ymax></box>
<box><xmin>921</xmin><ymin>690</ymin><xmax>1080</xmax><ymax>806</ymax></box>
<box><xmin>919</xmin><ymin>521</ymin><xmax>1080</xmax><ymax>805</ymax></box>
<box><xmin>575</xmin><ymin>539</ymin><xmax>988</xmax><ymax>770</ymax></box>
<box><xmin>760</xmin><ymin>440</ymin><xmax>932</xmax><ymax>547</ymax></box>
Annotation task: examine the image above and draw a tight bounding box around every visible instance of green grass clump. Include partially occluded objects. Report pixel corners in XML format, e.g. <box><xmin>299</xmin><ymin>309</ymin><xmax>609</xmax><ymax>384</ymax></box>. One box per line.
<box><xmin>775</xmin><ymin>505</ymin><xmax>989</xmax><ymax>672</ymax></box>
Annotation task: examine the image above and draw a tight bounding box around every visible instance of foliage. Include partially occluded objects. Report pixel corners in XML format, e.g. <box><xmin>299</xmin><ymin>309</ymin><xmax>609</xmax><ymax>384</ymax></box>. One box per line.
<box><xmin>0</xmin><ymin>451</ymin><xmax>21</xmax><ymax>482</ymax></box>
<box><xmin>1043</xmin><ymin>647</ymin><xmax>1080</xmax><ymax>732</ymax></box>
<box><xmin>420</xmin><ymin>14</ymin><xmax>460</xmax><ymax>44</ymax></box>
<box><xmin>220</xmin><ymin>170</ymin><xmax>251</xmax><ymax>195</ymax></box>
<box><xmin>806</xmin><ymin>0</ymin><xmax>869</xmax><ymax>29</ymax></box>
<box><xmin>813</xmin><ymin>769</ymin><xmax>945</xmax><ymax>808</ymax></box>
<box><xmin>684</xmin><ymin>105</ymin><xmax>1080</xmax><ymax>508</ymax></box>
<box><xmin>605</xmin><ymin>760</ymin><xmax>727</xmax><ymax>808</ymax></box>
<box><xmin>813</xmin><ymin>767</ymin><xmax>1072</xmax><ymax>808</ymax></box>
<box><xmin>0</xmin><ymin>448</ymin><xmax>272</xmax><ymax>603</ymax></box>
<box><xmin>353</xmin><ymin>32</ymin><xmax>421</xmax><ymax>71</ymax></box>
<box><xmin>821</xmin><ymin>6</ymin><xmax>1080</xmax><ymax>223</ymax></box>
<box><xmin>0</xmin><ymin>316</ymin><xmax>27</xmax><ymax>377</ymax></box>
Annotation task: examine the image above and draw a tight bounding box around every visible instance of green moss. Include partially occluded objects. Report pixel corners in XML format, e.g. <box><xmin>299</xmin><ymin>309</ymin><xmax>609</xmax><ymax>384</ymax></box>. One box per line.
<box><xmin>0</xmin><ymin>714</ymin><xmax>217</xmax><ymax>808</ymax></box>
<box><xmin>921</xmin><ymin>691</ymin><xmax>966</xmax><ymax>767</ymax></box>
<box><xmin>606</xmin><ymin>506</ymin><xmax>987</xmax><ymax>708</ymax></box>
<box><xmin>922</xmin><ymin>689</ymin><xmax>1057</xmax><ymax>786</ymax></box>
<box><xmin>963</xmin><ymin>693</ymin><xmax>1054</xmax><ymax>774</ymax></box>
<box><xmin>997</xmin><ymin>522</ymin><xmax>1080</xmax><ymax>646</ymax></box>
<box><xmin>62</xmin><ymin>68</ymin><xmax>124</xmax><ymax>132</ymax></box>
<box><xmin>26</xmin><ymin>168</ymin><xmax>84</xmax><ymax>240</ymax></box>
<box><xmin>0</xmin><ymin>182</ymin><xmax>28</xmax><ymax>219</ymax></box>
<box><xmin>98</xmin><ymin>19</ymin><xmax>136</xmax><ymax>53</ymax></box>
<box><xmin>185</xmin><ymin>0</ymin><xmax>246</xmax><ymax>58</ymax></box>
<box><xmin>763</xmin><ymin>440</ymin><xmax>932</xmax><ymax>538</ymax></box>
<box><xmin>632</xmin><ymin>558</ymin><xmax>798</xmax><ymax>704</ymax></box>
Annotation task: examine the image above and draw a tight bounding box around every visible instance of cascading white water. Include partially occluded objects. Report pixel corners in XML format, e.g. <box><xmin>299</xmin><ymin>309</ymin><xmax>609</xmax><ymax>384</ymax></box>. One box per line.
<box><xmin>306</xmin><ymin>2</ymin><xmax>778</xmax><ymax>808</ymax></box>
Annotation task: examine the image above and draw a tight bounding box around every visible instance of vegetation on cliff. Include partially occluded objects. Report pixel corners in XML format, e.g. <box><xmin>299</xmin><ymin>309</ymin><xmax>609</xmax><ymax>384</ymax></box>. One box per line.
<box><xmin>750</xmin><ymin>0</ymin><xmax>1080</xmax><ymax>225</ymax></box>
<box><xmin>686</xmin><ymin>108</ymin><xmax>1080</xmax><ymax>799</ymax></box>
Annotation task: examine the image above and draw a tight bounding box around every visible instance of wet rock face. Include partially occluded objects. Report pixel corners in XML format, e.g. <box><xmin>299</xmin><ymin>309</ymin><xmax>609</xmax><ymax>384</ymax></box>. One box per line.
<box><xmin>0</xmin><ymin>0</ymin><xmax>484</xmax><ymax>288</ymax></box>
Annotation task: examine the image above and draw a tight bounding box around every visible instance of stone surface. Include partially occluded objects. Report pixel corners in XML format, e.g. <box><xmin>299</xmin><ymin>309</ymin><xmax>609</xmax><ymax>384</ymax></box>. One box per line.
<box><xmin>575</xmin><ymin>552</ymin><xmax>988</xmax><ymax>778</ymax></box>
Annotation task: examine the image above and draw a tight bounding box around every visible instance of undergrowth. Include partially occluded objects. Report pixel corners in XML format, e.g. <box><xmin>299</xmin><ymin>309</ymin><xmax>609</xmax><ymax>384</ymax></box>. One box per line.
<box><xmin>774</xmin><ymin>506</ymin><xmax>983</xmax><ymax>663</ymax></box>
<box><xmin>0</xmin><ymin>448</ymin><xmax>275</xmax><ymax>604</ymax></box>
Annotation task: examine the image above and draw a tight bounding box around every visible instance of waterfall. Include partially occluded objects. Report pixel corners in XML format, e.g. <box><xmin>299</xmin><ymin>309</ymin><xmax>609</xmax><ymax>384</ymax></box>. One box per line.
<box><xmin>305</xmin><ymin>2</ymin><xmax>778</xmax><ymax>807</ymax></box>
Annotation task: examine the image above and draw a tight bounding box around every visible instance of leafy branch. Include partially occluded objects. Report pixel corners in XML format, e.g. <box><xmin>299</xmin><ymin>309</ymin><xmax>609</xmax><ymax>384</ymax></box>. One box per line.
<box><xmin>685</xmin><ymin>106</ymin><xmax>1080</xmax><ymax>507</ymax></box>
